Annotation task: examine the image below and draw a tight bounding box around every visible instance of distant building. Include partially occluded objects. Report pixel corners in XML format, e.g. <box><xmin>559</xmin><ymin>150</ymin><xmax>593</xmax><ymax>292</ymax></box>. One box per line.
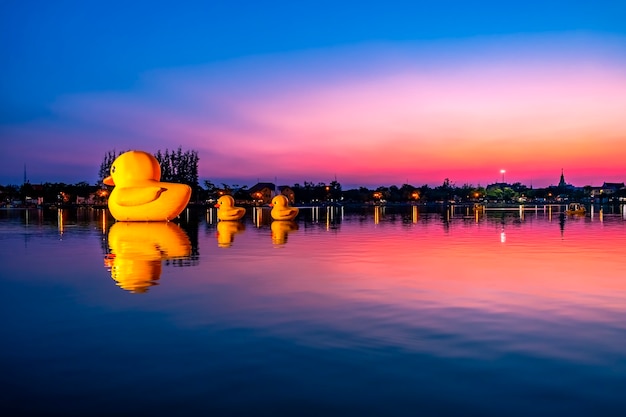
<box><xmin>77</xmin><ymin>194</ymin><xmax>98</xmax><ymax>205</ymax></box>
<box><xmin>278</xmin><ymin>186</ymin><xmax>295</xmax><ymax>204</ymax></box>
<box><xmin>248</xmin><ymin>182</ymin><xmax>275</xmax><ymax>204</ymax></box>
<box><xmin>558</xmin><ymin>169</ymin><xmax>567</xmax><ymax>188</ymax></box>
<box><xmin>590</xmin><ymin>182</ymin><xmax>625</xmax><ymax>202</ymax></box>
<box><xmin>248</xmin><ymin>183</ymin><xmax>295</xmax><ymax>204</ymax></box>
<box><xmin>557</xmin><ymin>169</ymin><xmax>576</xmax><ymax>191</ymax></box>
<box><xmin>600</xmin><ymin>182</ymin><xmax>625</xmax><ymax>195</ymax></box>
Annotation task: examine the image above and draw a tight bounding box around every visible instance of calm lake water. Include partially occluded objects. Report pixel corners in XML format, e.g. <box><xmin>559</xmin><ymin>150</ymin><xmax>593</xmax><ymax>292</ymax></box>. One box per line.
<box><xmin>1</xmin><ymin>204</ymin><xmax>625</xmax><ymax>416</ymax></box>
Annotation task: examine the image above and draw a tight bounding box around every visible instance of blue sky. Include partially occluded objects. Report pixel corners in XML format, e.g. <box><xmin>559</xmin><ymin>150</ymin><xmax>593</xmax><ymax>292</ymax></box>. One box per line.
<box><xmin>1</xmin><ymin>1</ymin><xmax>625</xmax><ymax>187</ymax></box>
<box><xmin>4</xmin><ymin>0</ymin><xmax>624</xmax><ymax>123</ymax></box>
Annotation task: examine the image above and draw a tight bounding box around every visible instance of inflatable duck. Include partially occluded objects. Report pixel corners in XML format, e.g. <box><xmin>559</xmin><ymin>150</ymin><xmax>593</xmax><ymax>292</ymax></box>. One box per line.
<box><xmin>271</xmin><ymin>220</ymin><xmax>298</xmax><ymax>245</ymax></box>
<box><xmin>103</xmin><ymin>150</ymin><xmax>191</xmax><ymax>221</ymax></box>
<box><xmin>214</xmin><ymin>195</ymin><xmax>246</xmax><ymax>221</ymax></box>
<box><xmin>216</xmin><ymin>220</ymin><xmax>246</xmax><ymax>248</ymax></box>
<box><xmin>270</xmin><ymin>195</ymin><xmax>299</xmax><ymax>221</ymax></box>
<box><xmin>104</xmin><ymin>222</ymin><xmax>191</xmax><ymax>293</ymax></box>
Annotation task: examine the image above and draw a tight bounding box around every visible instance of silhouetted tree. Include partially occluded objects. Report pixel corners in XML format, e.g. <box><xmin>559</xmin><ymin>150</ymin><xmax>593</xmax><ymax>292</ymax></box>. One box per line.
<box><xmin>233</xmin><ymin>186</ymin><xmax>250</xmax><ymax>201</ymax></box>
<box><xmin>329</xmin><ymin>180</ymin><xmax>342</xmax><ymax>201</ymax></box>
<box><xmin>0</xmin><ymin>184</ymin><xmax>19</xmax><ymax>203</ymax></box>
<box><xmin>399</xmin><ymin>184</ymin><xmax>417</xmax><ymax>201</ymax></box>
<box><xmin>432</xmin><ymin>178</ymin><xmax>454</xmax><ymax>202</ymax></box>
<box><xmin>342</xmin><ymin>187</ymin><xmax>369</xmax><ymax>203</ymax></box>
<box><xmin>98</xmin><ymin>150</ymin><xmax>123</xmax><ymax>184</ymax></box>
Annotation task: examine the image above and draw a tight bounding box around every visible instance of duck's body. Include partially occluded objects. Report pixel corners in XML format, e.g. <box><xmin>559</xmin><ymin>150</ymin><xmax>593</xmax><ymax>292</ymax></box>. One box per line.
<box><xmin>104</xmin><ymin>150</ymin><xmax>191</xmax><ymax>221</ymax></box>
<box><xmin>270</xmin><ymin>195</ymin><xmax>299</xmax><ymax>221</ymax></box>
<box><xmin>215</xmin><ymin>195</ymin><xmax>246</xmax><ymax>221</ymax></box>
<box><xmin>107</xmin><ymin>182</ymin><xmax>191</xmax><ymax>221</ymax></box>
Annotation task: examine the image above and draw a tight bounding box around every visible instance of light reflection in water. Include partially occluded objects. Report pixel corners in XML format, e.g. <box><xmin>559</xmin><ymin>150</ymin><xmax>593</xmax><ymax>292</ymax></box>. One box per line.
<box><xmin>253</xmin><ymin>206</ymin><xmax>271</xmax><ymax>227</ymax></box>
<box><xmin>187</xmin><ymin>205</ymin><xmax>625</xmax><ymax>325</ymax></box>
<box><xmin>57</xmin><ymin>208</ymin><xmax>64</xmax><ymax>236</ymax></box>
<box><xmin>311</xmin><ymin>206</ymin><xmax>319</xmax><ymax>223</ymax></box>
<box><xmin>374</xmin><ymin>205</ymin><xmax>383</xmax><ymax>224</ymax></box>
<box><xmin>205</xmin><ymin>207</ymin><xmax>215</xmax><ymax>224</ymax></box>
<box><xmin>100</xmin><ymin>210</ymin><xmax>107</xmax><ymax>234</ymax></box>
<box><xmin>173</xmin><ymin>205</ymin><xmax>625</xmax><ymax>369</ymax></box>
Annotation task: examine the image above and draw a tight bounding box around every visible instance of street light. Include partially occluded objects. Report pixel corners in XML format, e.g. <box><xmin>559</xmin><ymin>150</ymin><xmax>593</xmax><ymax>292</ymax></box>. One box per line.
<box><xmin>500</xmin><ymin>169</ymin><xmax>506</xmax><ymax>183</ymax></box>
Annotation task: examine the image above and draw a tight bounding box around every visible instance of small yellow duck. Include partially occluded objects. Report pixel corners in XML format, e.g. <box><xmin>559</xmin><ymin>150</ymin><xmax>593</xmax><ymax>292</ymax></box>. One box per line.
<box><xmin>104</xmin><ymin>222</ymin><xmax>192</xmax><ymax>293</ymax></box>
<box><xmin>103</xmin><ymin>150</ymin><xmax>191</xmax><ymax>221</ymax></box>
<box><xmin>270</xmin><ymin>195</ymin><xmax>299</xmax><ymax>221</ymax></box>
<box><xmin>216</xmin><ymin>220</ymin><xmax>246</xmax><ymax>248</ymax></box>
<box><xmin>271</xmin><ymin>220</ymin><xmax>298</xmax><ymax>245</ymax></box>
<box><xmin>214</xmin><ymin>195</ymin><xmax>246</xmax><ymax>221</ymax></box>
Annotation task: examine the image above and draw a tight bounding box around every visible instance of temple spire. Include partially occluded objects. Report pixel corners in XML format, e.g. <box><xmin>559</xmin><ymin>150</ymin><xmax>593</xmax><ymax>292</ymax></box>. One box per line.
<box><xmin>558</xmin><ymin>169</ymin><xmax>566</xmax><ymax>188</ymax></box>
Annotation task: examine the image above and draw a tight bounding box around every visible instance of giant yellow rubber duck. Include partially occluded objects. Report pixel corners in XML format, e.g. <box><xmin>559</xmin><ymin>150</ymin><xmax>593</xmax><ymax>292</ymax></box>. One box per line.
<box><xmin>103</xmin><ymin>150</ymin><xmax>191</xmax><ymax>221</ymax></box>
<box><xmin>104</xmin><ymin>222</ymin><xmax>192</xmax><ymax>293</ymax></box>
<box><xmin>214</xmin><ymin>195</ymin><xmax>246</xmax><ymax>221</ymax></box>
<box><xmin>270</xmin><ymin>195</ymin><xmax>299</xmax><ymax>221</ymax></box>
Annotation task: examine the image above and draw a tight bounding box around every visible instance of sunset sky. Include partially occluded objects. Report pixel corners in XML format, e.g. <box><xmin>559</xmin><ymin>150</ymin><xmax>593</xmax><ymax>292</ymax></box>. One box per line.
<box><xmin>1</xmin><ymin>1</ymin><xmax>625</xmax><ymax>189</ymax></box>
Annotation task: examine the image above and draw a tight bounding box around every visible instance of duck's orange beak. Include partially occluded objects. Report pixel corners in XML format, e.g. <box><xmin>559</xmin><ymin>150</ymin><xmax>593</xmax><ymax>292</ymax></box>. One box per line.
<box><xmin>103</xmin><ymin>176</ymin><xmax>115</xmax><ymax>186</ymax></box>
<box><xmin>269</xmin><ymin>203</ymin><xmax>274</xmax><ymax>207</ymax></box>
<box><xmin>214</xmin><ymin>203</ymin><xmax>220</xmax><ymax>208</ymax></box>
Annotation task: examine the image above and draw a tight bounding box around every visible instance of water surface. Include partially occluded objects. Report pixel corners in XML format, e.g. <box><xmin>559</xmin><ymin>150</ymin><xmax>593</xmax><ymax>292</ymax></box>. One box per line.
<box><xmin>1</xmin><ymin>205</ymin><xmax>625</xmax><ymax>416</ymax></box>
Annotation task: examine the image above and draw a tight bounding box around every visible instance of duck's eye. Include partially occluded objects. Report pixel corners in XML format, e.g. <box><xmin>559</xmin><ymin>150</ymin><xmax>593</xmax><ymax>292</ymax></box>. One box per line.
<box><xmin>111</xmin><ymin>165</ymin><xmax>116</xmax><ymax>174</ymax></box>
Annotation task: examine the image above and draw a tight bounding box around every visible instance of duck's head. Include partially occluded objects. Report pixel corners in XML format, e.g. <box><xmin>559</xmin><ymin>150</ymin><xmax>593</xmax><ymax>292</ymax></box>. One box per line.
<box><xmin>270</xmin><ymin>195</ymin><xmax>289</xmax><ymax>208</ymax></box>
<box><xmin>214</xmin><ymin>195</ymin><xmax>235</xmax><ymax>209</ymax></box>
<box><xmin>103</xmin><ymin>150</ymin><xmax>161</xmax><ymax>187</ymax></box>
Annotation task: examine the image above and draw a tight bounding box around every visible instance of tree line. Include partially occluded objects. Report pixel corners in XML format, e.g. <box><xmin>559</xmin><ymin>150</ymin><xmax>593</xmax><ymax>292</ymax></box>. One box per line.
<box><xmin>3</xmin><ymin>177</ymin><xmax>606</xmax><ymax>206</ymax></box>
<box><xmin>99</xmin><ymin>147</ymin><xmax>199</xmax><ymax>188</ymax></box>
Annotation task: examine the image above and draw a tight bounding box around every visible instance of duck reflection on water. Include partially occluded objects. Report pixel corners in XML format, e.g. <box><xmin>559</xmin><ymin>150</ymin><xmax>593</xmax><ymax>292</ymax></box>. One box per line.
<box><xmin>271</xmin><ymin>220</ymin><xmax>298</xmax><ymax>246</ymax></box>
<box><xmin>104</xmin><ymin>221</ymin><xmax>191</xmax><ymax>293</ymax></box>
<box><xmin>216</xmin><ymin>220</ymin><xmax>246</xmax><ymax>248</ymax></box>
